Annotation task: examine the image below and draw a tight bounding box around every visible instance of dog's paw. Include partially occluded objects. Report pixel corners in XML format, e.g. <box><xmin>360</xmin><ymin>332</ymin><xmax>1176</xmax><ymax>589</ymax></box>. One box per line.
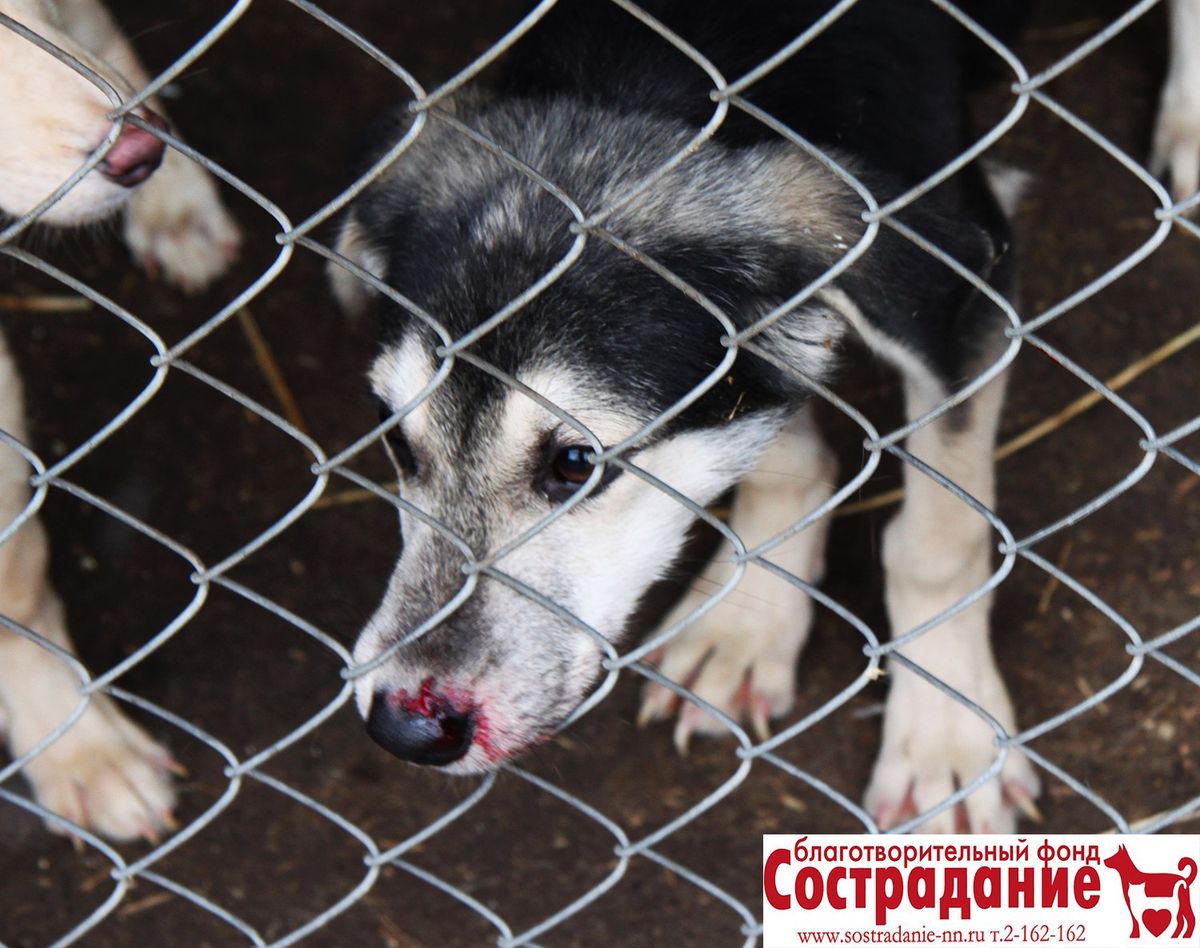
<box><xmin>123</xmin><ymin>149</ymin><xmax>240</xmax><ymax>292</ymax></box>
<box><xmin>637</xmin><ymin>570</ymin><xmax>813</xmax><ymax>752</ymax></box>
<box><xmin>863</xmin><ymin>671</ymin><xmax>1040</xmax><ymax>833</ymax></box>
<box><xmin>16</xmin><ymin>694</ymin><xmax>179</xmax><ymax>843</ymax></box>
<box><xmin>1151</xmin><ymin>80</ymin><xmax>1200</xmax><ymax>202</ymax></box>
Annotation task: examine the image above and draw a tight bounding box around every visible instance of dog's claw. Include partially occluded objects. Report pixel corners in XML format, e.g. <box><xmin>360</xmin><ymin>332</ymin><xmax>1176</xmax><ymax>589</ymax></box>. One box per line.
<box><xmin>672</xmin><ymin>703</ymin><xmax>708</xmax><ymax>756</ymax></box>
<box><xmin>138</xmin><ymin>819</ymin><xmax>162</xmax><ymax>846</ymax></box>
<box><xmin>159</xmin><ymin>806</ymin><xmax>180</xmax><ymax>833</ymax></box>
<box><xmin>676</xmin><ymin>710</ymin><xmax>696</xmax><ymax>758</ymax></box>
<box><xmin>871</xmin><ymin>804</ymin><xmax>895</xmax><ymax>831</ymax></box>
<box><xmin>1005</xmin><ymin>780</ymin><xmax>1043</xmax><ymax>824</ymax></box>
<box><xmin>636</xmin><ymin>682</ymin><xmax>676</xmax><ymax>728</ymax></box>
<box><xmin>751</xmin><ymin>699</ymin><xmax>772</xmax><ymax>742</ymax></box>
<box><xmin>158</xmin><ymin>752</ymin><xmax>188</xmax><ymax>778</ymax></box>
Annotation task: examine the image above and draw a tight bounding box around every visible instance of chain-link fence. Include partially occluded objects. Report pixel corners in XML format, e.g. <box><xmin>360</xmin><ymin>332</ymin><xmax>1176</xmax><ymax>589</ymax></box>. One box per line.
<box><xmin>1</xmin><ymin>0</ymin><xmax>1198</xmax><ymax>944</ymax></box>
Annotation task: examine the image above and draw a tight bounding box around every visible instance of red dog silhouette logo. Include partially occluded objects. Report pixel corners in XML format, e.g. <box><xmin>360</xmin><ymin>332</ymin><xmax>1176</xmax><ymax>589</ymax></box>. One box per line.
<box><xmin>1103</xmin><ymin>844</ymin><xmax>1197</xmax><ymax>939</ymax></box>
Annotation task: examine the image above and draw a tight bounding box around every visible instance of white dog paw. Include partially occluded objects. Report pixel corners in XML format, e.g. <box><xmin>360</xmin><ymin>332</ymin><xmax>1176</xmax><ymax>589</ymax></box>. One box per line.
<box><xmin>124</xmin><ymin>149</ymin><xmax>240</xmax><ymax>292</ymax></box>
<box><xmin>1151</xmin><ymin>107</ymin><xmax>1200</xmax><ymax>203</ymax></box>
<box><xmin>637</xmin><ymin>575</ymin><xmax>812</xmax><ymax>751</ymax></box>
<box><xmin>863</xmin><ymin>675</ymin><xmax>1040</xmax><ymax>834</ymax></box>
<box><xmin>1151</xmin><ymin>36</ymin><xmax>1200</xmax><ymax>204</ymax></box>
<box><xmin>17</xmin><ymin>695</ymin><xmax>180</xmax><ymax>843</ymax></box>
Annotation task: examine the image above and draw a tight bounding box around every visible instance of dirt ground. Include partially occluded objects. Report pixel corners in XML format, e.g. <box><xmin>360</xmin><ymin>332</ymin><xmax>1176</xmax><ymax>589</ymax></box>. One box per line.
<box><xmin>1</xmin><ymin>0</ymin><xmax>1198</xmax><ymax>945</ymax></box>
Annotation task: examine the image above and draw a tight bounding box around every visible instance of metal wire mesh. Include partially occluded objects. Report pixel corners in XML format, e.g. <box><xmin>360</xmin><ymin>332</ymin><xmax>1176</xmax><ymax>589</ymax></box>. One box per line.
<box><xmin>0</xmin><ymin>0</ymin><xmax>1197</xmax><ymax>944</ymax></box>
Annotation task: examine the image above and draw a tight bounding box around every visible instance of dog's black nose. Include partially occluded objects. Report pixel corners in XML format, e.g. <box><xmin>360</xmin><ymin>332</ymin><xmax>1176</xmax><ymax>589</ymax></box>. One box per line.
<box><xmin>99</xmin><ymin>110</ymin><xmax>168</xmax><ymax>188</ymax></box>
<box><xmin>366</xmin><ymin>686</ymin><xmax>475</xmax><ymax>766</ymax></box>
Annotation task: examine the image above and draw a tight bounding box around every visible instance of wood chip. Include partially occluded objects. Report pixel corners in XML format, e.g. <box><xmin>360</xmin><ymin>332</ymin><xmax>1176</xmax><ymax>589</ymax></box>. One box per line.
<box><xmin>236</xmin><ymin>307</ymin><xmax>309</xmax><ymax>435</ymax></box>
<box><xmin>116</xmin><ymin>891</ymin><xmax>174</xmax><ymax>918</ymax></box>
<box><xmin>1037</xmin><ymin>539</ymin><xmax>1074</xmax><ymax>614</ymax></box>
<box><xmin>0</xmin><ymin>294</ymin><xmax>91</xmax><ymax>312</ymax></box>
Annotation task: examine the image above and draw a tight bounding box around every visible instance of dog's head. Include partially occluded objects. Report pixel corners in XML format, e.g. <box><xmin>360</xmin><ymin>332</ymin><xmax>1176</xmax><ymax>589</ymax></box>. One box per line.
<box><xmin>332</xmin><ymin>97</ymin><xmax>991</xmax><ymax>772</ymax></box>
<box><xmin>0</xmin><ymin>0</ymin><xmax>166</xmax><ymax>226</ymax></box>
<box><xmin>331</xmin><ymin>99</ymin><xmax>860</xmax><ymax>771</ymax></box>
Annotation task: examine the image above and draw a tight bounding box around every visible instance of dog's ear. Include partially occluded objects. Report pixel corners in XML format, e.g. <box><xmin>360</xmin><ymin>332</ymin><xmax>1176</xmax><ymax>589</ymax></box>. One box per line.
<box><xmin>625</xmin><ymin>142</ymin><xmax>1009</xmax><ymax>398</ymax></box>
<box><xmin>328</xmin><ymin>212</ymin><xmax>387</xmax><ymax>316</ymax></box>
<box><xmin>752</xmin><ymin>146</ymin><xmax>1011</xmax><ymax>393</ymax></box>
<box><xmin>328</xmin><ymin>105</ymin><xmax>425</xmax><ymax>316</ymax></box>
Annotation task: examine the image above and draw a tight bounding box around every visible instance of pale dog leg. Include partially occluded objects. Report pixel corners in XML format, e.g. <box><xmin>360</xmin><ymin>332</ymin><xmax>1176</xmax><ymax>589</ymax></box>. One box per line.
<box><xmin>0</xmin><ymin>331</ymin><xmax>176</xmax><ymax>841</ymax></box>
<box><xmin>639</xmin><ymin>407</ymin><xmax>836</xmax><ymax>749</ymax></box>
<box><xmin>864</xmin><ymin>374</ymin><xmax>1040</xmax><ymax>833</ymax></box>
<box><xmin>52</xmin><ymin>0</ymin><xmax>240</xmax><ymax>290</ymax></box>
<box><xmin>1151</xmin><ymin>0</ymin><xmax>1200</xmax><ymax>201</ymax></box>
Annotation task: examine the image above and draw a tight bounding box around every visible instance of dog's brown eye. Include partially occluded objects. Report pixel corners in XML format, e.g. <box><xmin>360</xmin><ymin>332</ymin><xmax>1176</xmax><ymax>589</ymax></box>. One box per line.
<box><xmin>553</xmin><ymin>446</ymin><xmax>594</xmax><ymax>485</ymax></box>
<box><xmin>541</xmin><ymin>444</ymin><xmax>621</xmax><ymax>504</ymax></box>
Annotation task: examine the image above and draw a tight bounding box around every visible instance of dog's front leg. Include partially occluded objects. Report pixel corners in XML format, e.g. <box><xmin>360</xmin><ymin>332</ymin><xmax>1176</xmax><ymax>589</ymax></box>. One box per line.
<box><xmin>51</xmin><ymin>0</ymin><xmax>240</xmax><ymax>290</ymax></box>
<box><xmin>864</xmin><ymin>374</ymin><xmax>1040</xmax><ymax>833</ymax></box>
<box><xmin>0</xmin><ymin>332</ymin><xmax>177</xmax><ymax>842</ymax></box>
<box><xmin>1152</xmin><ymin>0</ymin><xmax>1200</xmax><ymax>201</ymax></box>
<box><xmin>638</xmin><ymin>406</ymin><xmax>836</xmax><ymax>749</ymax></box>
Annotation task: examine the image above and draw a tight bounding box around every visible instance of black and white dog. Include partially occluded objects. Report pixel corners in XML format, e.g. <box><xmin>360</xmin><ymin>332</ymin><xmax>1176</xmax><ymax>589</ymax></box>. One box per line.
<box><xmin>334</xmin><ymin>0</ymin><xmax>1200</xmax><ymax>833</ymax></box>
<box><xmin>331</xmin><ymin>0</ymin><xmax>1053</xmax><ymax>832</ymax></box>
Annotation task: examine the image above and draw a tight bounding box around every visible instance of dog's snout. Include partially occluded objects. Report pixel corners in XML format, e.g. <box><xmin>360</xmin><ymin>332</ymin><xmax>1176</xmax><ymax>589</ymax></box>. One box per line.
<box><xmin>366</xmin><ymin>679</ymin><xmax>475</xmax><ymax>766</ymax></box>
<box><xmin>99</xmin><ymin>110</ymin><xmax>167</xmax><ymax>187</ymax></box>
